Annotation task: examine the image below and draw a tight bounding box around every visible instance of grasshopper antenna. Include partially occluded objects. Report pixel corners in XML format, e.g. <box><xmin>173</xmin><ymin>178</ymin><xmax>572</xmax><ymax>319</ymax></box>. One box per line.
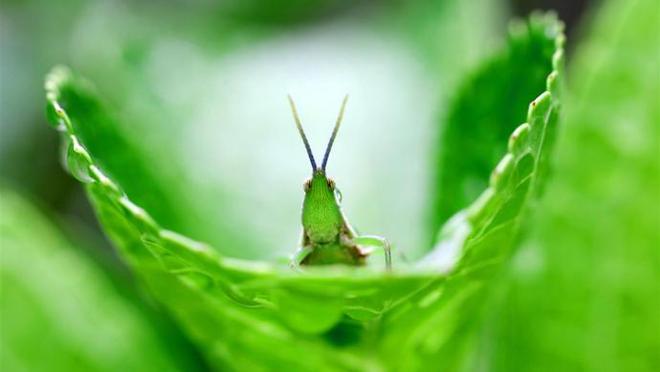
<box><xmin>321</xmin><ymin>95</ymin><xmax>348</xmax><ymax>172</ymax></box>
<box><xmin>288</xmin><ymin>95</ymin><xmax>317</xmax><ymax>171</ymax></box>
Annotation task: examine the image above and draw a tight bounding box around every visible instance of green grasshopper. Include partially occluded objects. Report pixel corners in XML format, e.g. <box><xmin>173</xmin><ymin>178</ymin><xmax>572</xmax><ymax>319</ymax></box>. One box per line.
<box><xmin>288</xmin><ymin>95</ymin><xmax>392</xmax><ymax>271</ymax></box>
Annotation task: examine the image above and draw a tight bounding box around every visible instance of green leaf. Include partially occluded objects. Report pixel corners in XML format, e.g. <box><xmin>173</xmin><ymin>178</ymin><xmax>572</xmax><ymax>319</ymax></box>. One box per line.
<box><xmin>0</xmin><ymin>190</ymin><xmax>200</xmax><ymax>372</ymax></box>
<box><xmin>429</xmin><ymin>13</ymin><xmax>561</xmax><ymax>238</ymax></box>
<box><xmin>45</xmin><ymin>68</ymin><xmax>260</xmax><ymax>259</ymax></box>
<box><xmin>45</xmin><ymin>70</ymin><xmax>187</xmax><ymax>236</ymax></box>
<box><xmin>44</xmin><ymin>12</ymin><xmax>564</xmax><ymax>370</ymax></box>
<box><xmin>476</xmin><ymin>1</ymin><xmax>660</xmax><ymax>371</ymax></box>
<box><xmin>382</xmin><ymin>13</ymin><xmax>564</xmax><ymax>370</ymax></box>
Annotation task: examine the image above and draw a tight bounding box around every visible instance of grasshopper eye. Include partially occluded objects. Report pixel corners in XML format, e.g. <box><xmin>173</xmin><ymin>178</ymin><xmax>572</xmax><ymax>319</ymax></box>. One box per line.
<box><xmin>303</xmin><ymin>179</ymin><xmax>312</xmax><ymax>192</ymax></box>
<box><xmin>327</xmin><ymin>179</ymin><xmax>335</xmax><ymax>190</ymax></box>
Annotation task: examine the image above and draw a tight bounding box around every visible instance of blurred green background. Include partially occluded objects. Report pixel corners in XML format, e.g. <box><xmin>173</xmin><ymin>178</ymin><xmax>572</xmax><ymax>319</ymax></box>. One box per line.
<box><xmin>1</xmin><ymin>0</ymin><xmax>658</xmax><ymax>371</ymax></box>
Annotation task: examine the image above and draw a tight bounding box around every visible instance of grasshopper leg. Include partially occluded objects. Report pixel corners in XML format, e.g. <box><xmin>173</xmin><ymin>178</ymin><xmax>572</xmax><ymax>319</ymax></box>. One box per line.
<box><xmin>290</xmin><ymin>246</ymin><xmax>312</xmax><ymax>269</ymax></box>
<box><xmin>352</xmin><ymin>235</ymin><xmax>392</xmax><ymax>271</ymax></box>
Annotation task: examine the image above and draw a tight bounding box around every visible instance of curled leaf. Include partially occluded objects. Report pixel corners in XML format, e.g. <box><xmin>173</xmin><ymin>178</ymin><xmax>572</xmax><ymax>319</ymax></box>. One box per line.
<box><xmin>44</xmin><ymin>13</ymin><xmax>564</xmax><ymax>370</ymax></box>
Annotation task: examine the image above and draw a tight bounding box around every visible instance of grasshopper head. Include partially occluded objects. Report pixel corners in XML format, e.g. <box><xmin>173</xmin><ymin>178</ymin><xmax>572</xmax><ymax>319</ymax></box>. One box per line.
<box><xmin>302</xmin><ymin>171</ymin><xmax>342</xmax><ymax>243</ymax></box>
<box><xmin>288</xmin><ymin>95</ymin><xmax>348</xmax><ymax>244</ymax></box>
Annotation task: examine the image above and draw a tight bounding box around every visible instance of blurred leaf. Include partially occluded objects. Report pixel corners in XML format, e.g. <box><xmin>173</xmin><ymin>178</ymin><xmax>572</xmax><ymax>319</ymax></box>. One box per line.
<box><xmin>476</xmin><ymin>0</ymin><xmax>660</xmax><ymax>371</ymax></box>
<box><xmin>398</xmin><ymin>0</ymin><xmax>505</xmax><ymax>85</ymax></box>
<box><xmin>429</xmin><ymin>12</ymin><xmax>561</xmax><ymax>237</ymax></box>
<box><xmin>0</xmin><ymin>190</ymin><xmax>200</xmax><ymax>372</ymax></box>
<box><xmin>44</xmin><ymin>12</ymin><xmax>564</xmax><ymax>370</ymax></box>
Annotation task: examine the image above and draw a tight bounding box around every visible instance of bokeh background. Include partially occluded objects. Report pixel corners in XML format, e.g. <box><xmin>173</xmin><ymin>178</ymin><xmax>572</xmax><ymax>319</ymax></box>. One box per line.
<box><xmin>1</xmin><ymin>0</ymin><xmax>657</xmax><ymax>371</ymax></box>
<box><xmin>1</xmin><ymin>0</ymin><xmax>591</xmax><ymax>261</ymax></box>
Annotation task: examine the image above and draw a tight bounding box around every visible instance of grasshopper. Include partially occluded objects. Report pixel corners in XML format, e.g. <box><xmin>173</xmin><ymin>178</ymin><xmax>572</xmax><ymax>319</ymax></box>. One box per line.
<box><xmin>288</xmin><ymin>95</ymin><xmax>392</xmax><ymax>271</ymax></box>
